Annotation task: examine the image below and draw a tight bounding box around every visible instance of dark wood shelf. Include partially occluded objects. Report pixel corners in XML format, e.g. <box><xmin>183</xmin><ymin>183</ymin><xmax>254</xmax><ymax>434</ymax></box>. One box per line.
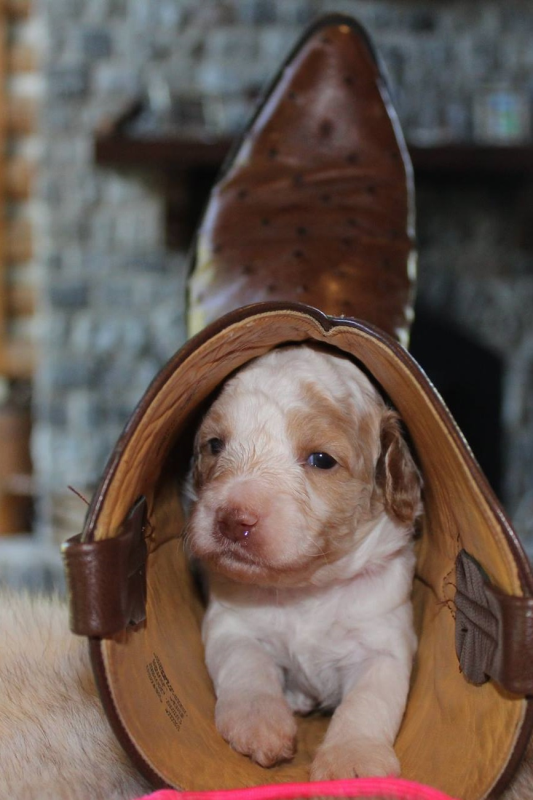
<box><xmin>409</xmin><ymin>143</ymin><xmax>533</xmax><ymax>177</ymax></box>
<box><xmin>95</xmin><ymin>101</ymin><xmax>533</xmax><ymax>177</ymax></box>
<box><xmin>95</xmin><ymin>100</ymin><xmax>231</xmax><ymax>170</ymax></box>
<box><xmin>94</xmin><ymin>102</ymin><xmax>533</xmax><ymax>248</ymax></box>
<box><xmin>96</xmin><ymin>132</ymin><xmax>533</xmax><ymax>177</ymax></box>
<box><xmin>95</xmin><ymin>131</ymin><xmax>232</xmax><ymax>170</ymax></box>
<box><xmin>95</xmin><ymin>106</ymin><xmax>533</xmax><ymax>179</ymax></box>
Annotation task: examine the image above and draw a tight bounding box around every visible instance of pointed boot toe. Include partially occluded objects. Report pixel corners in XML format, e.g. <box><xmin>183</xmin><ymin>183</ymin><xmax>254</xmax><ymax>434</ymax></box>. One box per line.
<box><xmin>189</xmin><ymin>15</ymin><xmax>416</xmax><ymax>345</ymax></box>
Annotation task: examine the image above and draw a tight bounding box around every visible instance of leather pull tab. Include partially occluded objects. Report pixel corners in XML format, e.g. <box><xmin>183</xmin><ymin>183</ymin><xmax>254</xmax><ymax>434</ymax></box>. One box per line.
<box><xmin>455</xmin><ymin>549</ymin><xmax>533</xmax><ymax>695</ymax></box>
<box><xmin>62</xmin><ymin>496</ymin><xmax>148</xmax><ymax>638</ymax></box>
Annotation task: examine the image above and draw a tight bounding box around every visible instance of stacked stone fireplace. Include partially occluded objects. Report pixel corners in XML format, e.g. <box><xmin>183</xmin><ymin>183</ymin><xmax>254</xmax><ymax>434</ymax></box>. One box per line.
<box><xmin>4</xmin><ymin>0</ymin><xmax>531</xmax><ymax>588</ymax></box>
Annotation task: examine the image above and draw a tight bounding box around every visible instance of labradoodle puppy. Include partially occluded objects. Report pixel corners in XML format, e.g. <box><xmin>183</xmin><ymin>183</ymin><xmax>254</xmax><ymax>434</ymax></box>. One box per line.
<box><xmin>185</xmin><ymin>345</ymin><xmax>422</xmax><ymax>780</ymax></box>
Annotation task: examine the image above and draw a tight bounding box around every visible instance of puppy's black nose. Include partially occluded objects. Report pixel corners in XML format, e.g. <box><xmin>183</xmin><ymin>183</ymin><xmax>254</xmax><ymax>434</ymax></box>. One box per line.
<box><xmin>216</xmin><ymin>508</ymin><xmax>258</xmax><ymax>543</ymax></box>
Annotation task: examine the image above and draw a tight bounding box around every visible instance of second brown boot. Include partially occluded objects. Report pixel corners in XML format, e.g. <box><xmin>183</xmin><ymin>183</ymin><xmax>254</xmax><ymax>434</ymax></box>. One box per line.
<box><xmin>188</xmin><ymin>14</ymin><xmax>416</xmax><ymax>345</ymax></box>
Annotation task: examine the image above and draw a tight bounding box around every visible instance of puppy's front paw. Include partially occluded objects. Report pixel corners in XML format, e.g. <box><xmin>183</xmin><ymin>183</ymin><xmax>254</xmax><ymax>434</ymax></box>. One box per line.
<box><xmin>216</xmin><ymin>695</ymin><xmax>297</xmax><ymax>767</ymax></box>
<box><xmin>310</xmin><ymin>740</ymin><xmax>400</xmax><ymax>780</ymax></box>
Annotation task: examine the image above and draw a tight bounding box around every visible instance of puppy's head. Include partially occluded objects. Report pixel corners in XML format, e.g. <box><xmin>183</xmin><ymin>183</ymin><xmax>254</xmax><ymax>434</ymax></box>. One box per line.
<box><xmin>185</xmin><ymin>346</ymin><xmax>421</xmax><ymax>586</ymax></box>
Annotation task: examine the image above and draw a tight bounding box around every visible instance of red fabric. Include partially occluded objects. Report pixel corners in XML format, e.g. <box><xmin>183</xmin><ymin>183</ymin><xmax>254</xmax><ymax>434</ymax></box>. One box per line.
<box><xmin>138</xmin><ymin>778</ymin><xmax>458</xmax><ymax>800</ymax></box>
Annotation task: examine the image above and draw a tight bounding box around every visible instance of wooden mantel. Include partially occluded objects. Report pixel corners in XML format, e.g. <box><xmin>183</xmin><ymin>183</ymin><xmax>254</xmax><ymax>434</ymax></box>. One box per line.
<box><xmin>95</xmin><ymin>102</ymin><xmax>533</xmax><ymax>176</ymax></box>
<box><xmin>94</xmin><ymin>101</ymin><xmax>533</xmax><ymax>247</ymax></box>
<box><xmin>96</xmin><ymin>132</ymin><xmax>533</xmax><ymax>177</ymax></box>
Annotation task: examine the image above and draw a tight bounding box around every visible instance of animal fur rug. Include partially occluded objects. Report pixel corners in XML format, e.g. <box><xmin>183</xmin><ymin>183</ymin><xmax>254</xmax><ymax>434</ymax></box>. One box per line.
<box><xmin>0</xmin><ymin>590</ymin><xmax>152</xmax><ymax>800</ymax></box>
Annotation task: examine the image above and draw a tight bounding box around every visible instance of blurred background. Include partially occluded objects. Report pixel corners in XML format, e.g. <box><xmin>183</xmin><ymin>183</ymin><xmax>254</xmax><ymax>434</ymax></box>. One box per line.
<box><xmin>0</xmin><ymin>0</ymin><xmax>532</xmax><ymax>590</ymax></box>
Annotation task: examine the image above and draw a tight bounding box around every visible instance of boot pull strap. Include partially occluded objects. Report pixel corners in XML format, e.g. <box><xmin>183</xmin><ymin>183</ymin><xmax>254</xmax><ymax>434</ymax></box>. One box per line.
<box><xmin>62</xmin><ymin>496</ymin><xmax>148</xmax><ymax>638</ymax></box>
<box><xmin>455</xmin><ymin>549</ymin><xmax>533</xmax><ymax>695</ymax></box>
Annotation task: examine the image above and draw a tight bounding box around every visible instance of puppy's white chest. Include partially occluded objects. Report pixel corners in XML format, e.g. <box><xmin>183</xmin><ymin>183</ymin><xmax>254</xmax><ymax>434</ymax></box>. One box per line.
<box><xmin>254</xmin><ymin>591</ymin><xmax>370</xmax><ymax>711</ymax></box>
<box><xmin>204</xmin><ymin>543</ymin><xmax>415</xmax><ymax>714</ymax></box>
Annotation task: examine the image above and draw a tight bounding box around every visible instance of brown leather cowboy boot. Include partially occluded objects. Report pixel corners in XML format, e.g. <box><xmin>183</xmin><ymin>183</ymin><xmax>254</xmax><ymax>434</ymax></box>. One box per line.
<box><xmin>188</xmin><ymin>14</ymin><xmax>416</xmax><ymax>346</ymax></box>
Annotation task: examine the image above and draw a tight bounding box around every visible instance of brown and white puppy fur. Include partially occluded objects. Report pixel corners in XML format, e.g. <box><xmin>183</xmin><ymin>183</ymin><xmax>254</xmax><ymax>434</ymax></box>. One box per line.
<box><xmin>185</xmin><ymin>345</ymin><xmax>422</xmax><ymax>780</ymax></box>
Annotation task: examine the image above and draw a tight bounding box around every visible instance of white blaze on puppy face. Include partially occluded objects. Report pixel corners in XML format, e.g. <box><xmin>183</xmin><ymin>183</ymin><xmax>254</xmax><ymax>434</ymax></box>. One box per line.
<box><xmin>186</xmin><ymin>346</ymin><xmax>401</xmax><ymax>586</ymax></box>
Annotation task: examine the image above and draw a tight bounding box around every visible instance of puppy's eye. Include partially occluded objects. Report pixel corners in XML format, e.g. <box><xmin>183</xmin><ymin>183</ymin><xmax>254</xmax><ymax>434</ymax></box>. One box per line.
<box><xmin>207</xmin><ymin>437</ymin><xmax>225</xmax><ymax>455</ymax></box>
<box><xmin>306</xmin><ymin>452</ymin><xmax>337</xmax><ymax>470</ymax></box>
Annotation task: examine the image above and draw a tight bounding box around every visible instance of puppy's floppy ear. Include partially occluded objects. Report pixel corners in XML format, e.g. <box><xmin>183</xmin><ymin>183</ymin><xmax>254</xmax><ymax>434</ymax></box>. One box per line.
<box><xmin>376</xmin><ymin>409</ymin><xmax>422</xmax><ymax>527</ymax></box>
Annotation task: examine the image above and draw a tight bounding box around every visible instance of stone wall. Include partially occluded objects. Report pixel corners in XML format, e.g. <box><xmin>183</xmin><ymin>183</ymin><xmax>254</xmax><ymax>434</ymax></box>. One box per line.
<box><xmin>33</xmin><ymin>0</ymin><xmax>533</xmax><ymax>553</ymax></box>
<box><xmin>416</xmin><ymin>179</ymin><xmax>533</xmax><ymax>551</ymax></box>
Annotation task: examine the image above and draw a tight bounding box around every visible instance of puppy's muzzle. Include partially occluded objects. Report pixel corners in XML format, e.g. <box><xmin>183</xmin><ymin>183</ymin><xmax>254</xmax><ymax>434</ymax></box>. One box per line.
<box><xmin>216</xmin><ymin>506</ymin><xmax>259</xmax><ymax>543</ymax></box>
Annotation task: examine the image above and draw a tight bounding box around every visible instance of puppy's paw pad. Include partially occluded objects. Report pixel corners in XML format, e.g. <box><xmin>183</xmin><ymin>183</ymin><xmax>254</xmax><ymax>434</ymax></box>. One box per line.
<box><xmin>216</xmin><ymin>696</ymin><xmax>297</xmax><ymax>768</ymax></box>
<box><xmin>310</xmin><ymin>741</ymin><xmax>400</xmax><ymax>780</ymax></box>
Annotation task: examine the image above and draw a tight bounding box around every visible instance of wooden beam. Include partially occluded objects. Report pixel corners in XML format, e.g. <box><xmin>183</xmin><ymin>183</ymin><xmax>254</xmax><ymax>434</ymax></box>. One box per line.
<box><xmin>0</xmin><ymin>6</ymin><xmax>37</xmax><ymax>379</ymax></box>
<box><xmin>7</xmin><ymin>95</ymin><xmax>38</xmax><ymax>135</ymax></box>
<box><xmin>8</xmin><ymin>282</ymin><xmax>35</xmax><ymax>316</ymax></box>
<box><xmin>0</xmin><ymin>339</ymin><xmax>35</xmax><ymax>379</ymax></box>
<box><xmin>5</xmin><ymin>0</ymin><xmax>31</xmax><ymax>20</ymax></box>
<box><xmin>7</xmin><ymin>42</ymin><xmax>37</xmax><ymax>73</ymax></box>
<box><xmin>5</xmin><ymin>156</ymin><xmax>34</xmax><ymax>199</ymax></box>
<box><xmin>95</xmin><ymin>131</ymin><xmax>232</xmax><ymax>170</ymax></box>
<box><xmin>6</xmin><ymin>217</ymin><xmax>32</xmax><ymax>263</ymax></box>
<box><xmin>0</xmin><ymin>10</ymin><xmax>7</xmax><ymax>348</ymax></box>
<box><xmin>95</xmin><ymin>104</ymin><xmax>533</xmax><ymax>178</ymax></box>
